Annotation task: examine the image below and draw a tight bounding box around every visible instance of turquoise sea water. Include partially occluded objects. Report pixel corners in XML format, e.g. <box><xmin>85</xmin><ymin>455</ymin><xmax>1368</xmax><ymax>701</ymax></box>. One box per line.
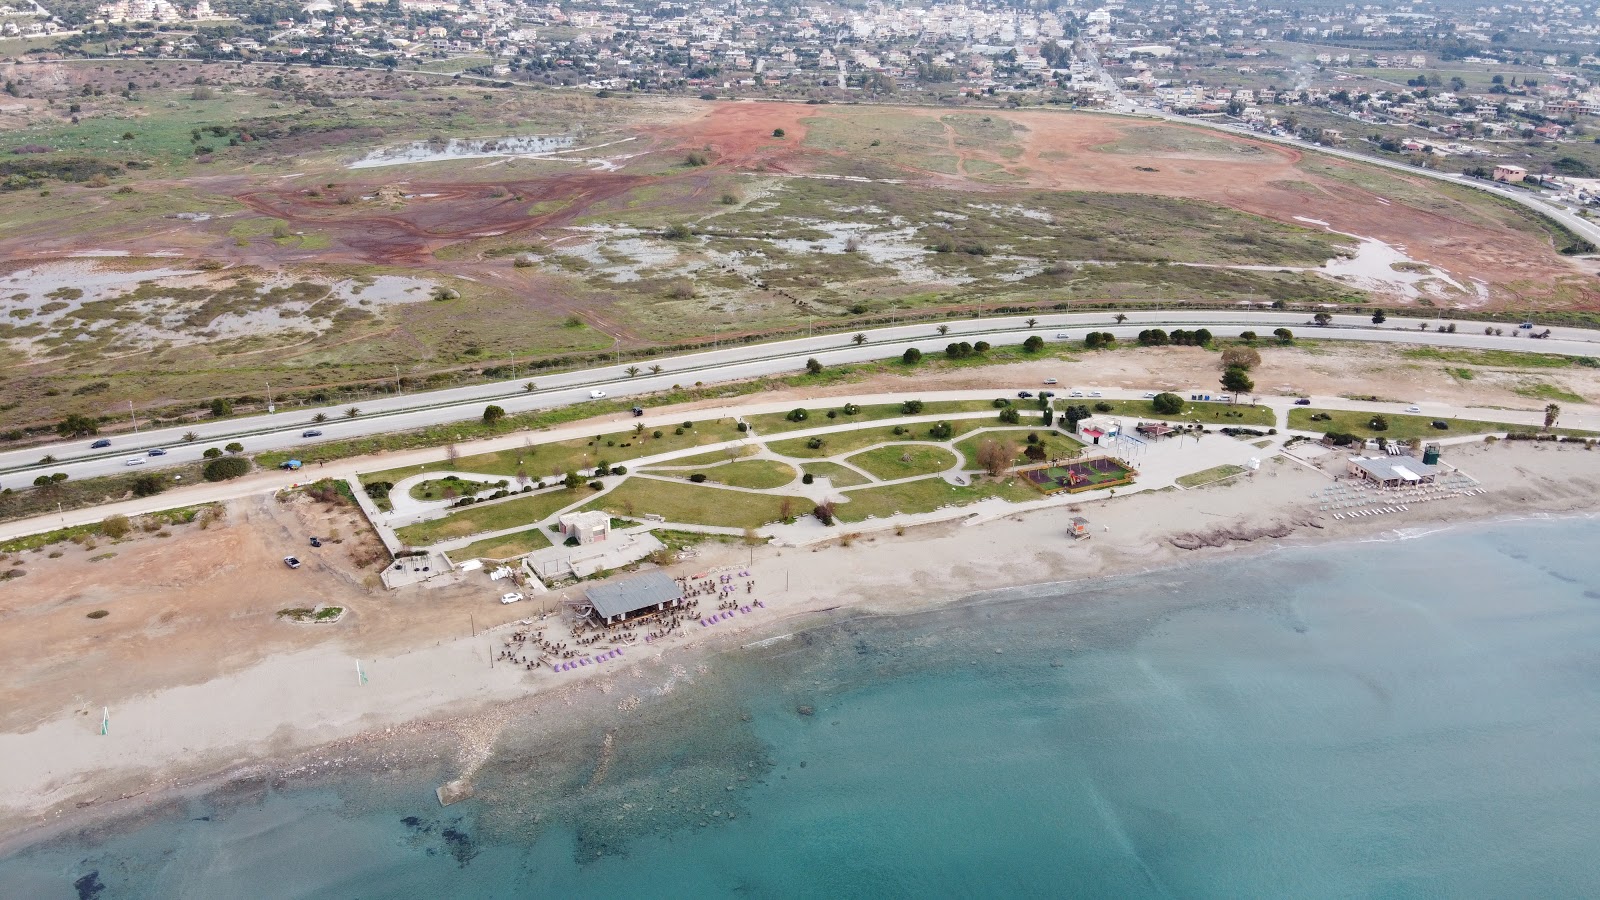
<box><xmin>5</xmin><ymin>518</ymin><xmax>1600</xmax><ymax>898</ymax></box>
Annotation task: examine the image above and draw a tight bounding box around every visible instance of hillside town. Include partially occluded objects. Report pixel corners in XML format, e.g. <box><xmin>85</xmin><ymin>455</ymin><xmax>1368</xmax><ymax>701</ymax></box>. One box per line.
<box><xmin>9</xmin><ymin>0</ymin><xmax>1600</xmax><ymax>186</ymax></box>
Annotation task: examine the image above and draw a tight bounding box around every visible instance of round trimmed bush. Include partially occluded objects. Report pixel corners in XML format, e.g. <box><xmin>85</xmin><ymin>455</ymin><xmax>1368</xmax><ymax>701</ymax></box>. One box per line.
<box><xmin>203</xmin><ymin>456</ymin><xmax>250</xmax><ymax>481</ymax></box>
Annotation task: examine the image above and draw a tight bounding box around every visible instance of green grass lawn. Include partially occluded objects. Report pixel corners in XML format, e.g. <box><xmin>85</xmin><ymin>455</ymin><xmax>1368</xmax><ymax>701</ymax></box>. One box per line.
<box><xmin>1290</xmin><ymin>408</ymin><xmax>1506</xmax><ymax>441</ymax></box>
<box><xmin>689</xmin><ymin>459</ymin><xmax>798</xmax><ymax>489</ymax></box>
<box><xmin>409</xmin><ymin>476</ymin><xmax>505</xmax><ymax>501</ymax></box>
<box><xmin>952</xmin><ymin>429</ymin><xmax>1084</xmax><ymax>469</ymax></box>
<box><xmin>846</xmin><ymin>444</ymin><xmax>958</xmax><ymax>481</ymax></box>
<box><xmin>833</xmin><ymin>475</ymin><xmax>1038</xmax><ymax>523</ymax></box>
<box><xmin>453</xmin><ymin>527</ymin><xmax>553</xmax><ymax>560</ymax></box>
<box><xmin>1398</xmin><ymin>346</ymin><xmax>1582</xmax><ymax>370</ymax></box>
<box><xmin>746</xmin><ymin>399</ymin><xmax>1002</xmax><ymax>436</ymax></box>
<box><xmin>800</xmin><ymin>461</ymin><xmax>872</xmax><ymax>487</ymax></box>
<box><xmin>395</xmin><ymin>488</ymin><xmax>586</xmax><ymax>547</ymax></box>
<box><xmin>767</xmin><ymin>420</ymin><xmax>987</xmax><ymax>459</ymax></box>
<box><xmin>1176</xmin><ymin>464</ymin><xmax>1246</xmax><ymax>488</ymax></box>
<box><xmin>645</xmin><ymin>446</ymin><xmax>755</xmax><ymax>468</ymax></box>
<box><xmin>580</xmin><ymin>478</ymin><xmax>801</xmax><ymax>529</ymax></box>
<box><xmin>362</xmin><ymin>419</ymin><xmax>745</xmax><ymax>488</ymax></box>
<box><xmin>1067</xmin><ymin>398</ymin><xmax>1276</xmax><ymax>427</ymax></box>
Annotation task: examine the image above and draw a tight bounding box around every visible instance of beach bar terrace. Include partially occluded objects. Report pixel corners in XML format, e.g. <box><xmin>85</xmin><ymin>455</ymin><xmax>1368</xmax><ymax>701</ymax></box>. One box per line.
<box><xmin>1346</xmin><ymin>456</ymin><xmax>1439</xmax><ymax>487</ymax></box>
<box><xmin>578</xmin><ymin>570</ymin><xmax>685</xmax><ymax>626</ymax></box>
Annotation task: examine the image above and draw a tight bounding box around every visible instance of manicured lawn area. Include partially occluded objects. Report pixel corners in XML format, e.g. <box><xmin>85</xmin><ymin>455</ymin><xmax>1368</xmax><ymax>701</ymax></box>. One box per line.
<box><xmin>833</xmin><ymin>475</ymin><xmax>1038</xmax><ymax>523</ymax></box>
<box><xmin>362</xmin><ymin>418</ymin><xmax>745</xmax><ymax>488</ymax></box>
<box><xmin>767</xmin><ymin>420</ymin><xmax>987</xmax><ymax>459</ymax></box>
<box><xmin>580</xmin><ymin>479</ymin><xmax>800</xmax><ymax>529</ymax></box>
<box><xmin>746</xmin><ymin>399</ymin><xmax>1004</xmax><ymax>436</ymax></box>
<box><xmin>1065</xmin><ymin>399</ymin><xmax>1275</xmax><ymax>427</ymax></box>
<box><xmin>1176</xmin><ymin>464</ymin><xmax>1246</xmax><ymax>488</ymax></box>
<box><xmin>1289</xmin><ymin>408</ymin><xmax>1505</xmax><ymax>441</ymax></box>
<box><xmin>409</xmin><ymin>476</ymin><xmax>505</xmax><ymax>501</ymax></box>
<box><xmin>395</xmin><ymin>488</ymin><xmax>587</xmax><ymax>547</ymax></box>
<box><xmin>646</xmin><ymin>446</ymin><xmax>755</xmax><ymax>468</ymax></box>
<box><xmin>953</xmin><ymin>429</ymin><xmax>1083</xmax><ymax>469</ymax></box>
<box><xmin>691</xmin><ymin>459</ymin><xmax>798</xmax><ymax>489</ymax></box>
<box><xmin>453</xmin><ymin>527</ymin><xmax>553</xmax><ymax>560</ymax></box>
<box><xmin>801</xmin><ymin>461</ymin><xmax>871</xmax><ymax>487</ymax></box>
<box><xmin>846</xmin><ymin>444</ymin><xmax>958</xmax><ymax>481</ymax></box>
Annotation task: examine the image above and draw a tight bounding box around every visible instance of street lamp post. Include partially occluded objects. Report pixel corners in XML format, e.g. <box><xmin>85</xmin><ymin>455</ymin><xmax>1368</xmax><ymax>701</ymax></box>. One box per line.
<box><xmin>129</xmin><ymin>400</ymin><xmax>138</xmax><ymax>434</ymax></box>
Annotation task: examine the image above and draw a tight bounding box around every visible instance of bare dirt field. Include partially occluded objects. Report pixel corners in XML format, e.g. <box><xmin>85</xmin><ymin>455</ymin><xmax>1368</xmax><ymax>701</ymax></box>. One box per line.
<box><xmin>0</xmin><ymin>492</ymin><xmax>495</xmax><ymax>733</ymax></box>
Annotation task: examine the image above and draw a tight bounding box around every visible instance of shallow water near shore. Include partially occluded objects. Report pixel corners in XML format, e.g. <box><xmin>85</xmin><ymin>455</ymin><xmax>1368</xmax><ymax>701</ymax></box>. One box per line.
<box><xmin>6</xmin><ymin>518</ymin><xmax>1600</xmax><ymax>898</ymax></box>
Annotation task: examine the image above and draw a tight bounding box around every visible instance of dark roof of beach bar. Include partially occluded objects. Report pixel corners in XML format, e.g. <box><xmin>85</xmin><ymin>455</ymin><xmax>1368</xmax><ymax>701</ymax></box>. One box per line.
<box><xmin>584</xmin><ymin>570</ymin><xmax>683</xmax><ymax>620</ymax></box>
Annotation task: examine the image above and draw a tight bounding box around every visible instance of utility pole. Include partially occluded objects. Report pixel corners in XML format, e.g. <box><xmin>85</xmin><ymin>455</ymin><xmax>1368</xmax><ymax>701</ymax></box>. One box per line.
<box><xmin>394</xmin><ymin>365</ymin><xmax>402</xmax><ymax>396</ymax></box>
<box><xmin>266</xmin><ymin>381</ymin><xmax>274</xmax><ymax>414</ymax></box>
<box><xmin>129</xmin><ymin>400</ymin><xmax>138</xmax><ymax>434</ymax></box>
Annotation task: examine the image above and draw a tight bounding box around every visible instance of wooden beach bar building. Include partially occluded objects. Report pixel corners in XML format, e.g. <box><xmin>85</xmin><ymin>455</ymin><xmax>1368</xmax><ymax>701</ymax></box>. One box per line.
<box><xmin>578</xmin><ymin>570</ymin><xmax>685</xmax><ymax>626</ymax></box>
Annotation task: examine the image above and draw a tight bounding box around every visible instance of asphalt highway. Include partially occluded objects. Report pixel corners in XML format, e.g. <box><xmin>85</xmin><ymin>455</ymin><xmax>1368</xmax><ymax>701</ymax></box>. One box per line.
<box><xmin>3</xmin><ymin>310</ymin><xmax>1596</xmax><ymax>489</ymax></box>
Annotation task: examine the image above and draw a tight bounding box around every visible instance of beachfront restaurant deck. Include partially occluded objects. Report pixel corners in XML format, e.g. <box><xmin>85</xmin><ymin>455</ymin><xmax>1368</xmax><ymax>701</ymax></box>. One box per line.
<box><xmin>1346</xmin><ymin>455</ymin><xmax>1439</xmax><ymax>487</ymax></box>
<box><xmin>578</xmin><ymin>570</ymin><xmax>685</xmax><ymax>626</ymax></box>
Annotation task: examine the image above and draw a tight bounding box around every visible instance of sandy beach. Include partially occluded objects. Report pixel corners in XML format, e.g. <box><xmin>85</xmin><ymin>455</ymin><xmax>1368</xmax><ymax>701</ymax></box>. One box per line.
<box><xmin>1</xmin><ymin>437</ymin><xmax>1597</xmax><ymax>852</ymax></box>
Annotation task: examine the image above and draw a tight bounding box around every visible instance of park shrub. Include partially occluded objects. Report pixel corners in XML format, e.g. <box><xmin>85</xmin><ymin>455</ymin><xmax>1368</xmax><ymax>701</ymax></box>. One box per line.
<box><xmin>802</xmin><ymin>473</ymin><xmax>815</xmax><ymax>484</ymax></box>
<box><xmin>1152</xmin><ymin>392</ymin><xmax>1185</xmax><ymax>415</ymax></box>
<box><xmin>203</xmin><ymin>456</ymin><xmax>250</xmax><ymax>481</ymax></box>
<box><xmin>689</xmin><ymin>473</ymin><xmax>708</xmax><ymax>483</ymax></box>
<box><xmin>786</xmin><ymin>408</ymin><xmax>809</xmax><ymax>422</ymax></box>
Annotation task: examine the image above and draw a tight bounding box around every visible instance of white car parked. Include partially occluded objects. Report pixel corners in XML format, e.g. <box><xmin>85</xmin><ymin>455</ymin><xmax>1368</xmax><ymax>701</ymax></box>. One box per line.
<box><xmin>589</xmin><ymin>390</ymin><xmax>607</xmax><ymax>399</ymax></box>
<box><xmin>500</xmin><ymin>592</ymin><xmax>524</xmax><ymax>604</ymax></box>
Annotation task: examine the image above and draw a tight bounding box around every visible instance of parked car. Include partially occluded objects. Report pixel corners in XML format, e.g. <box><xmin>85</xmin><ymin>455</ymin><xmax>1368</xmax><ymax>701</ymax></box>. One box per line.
<box><xmin>1016</xmin><ymin>390</ymin><xmax>1033</xmax><ymax>399</ymax></box>
<box><xmin>500</xmin><ymin>592</ymin><xmax>524</xmax><ymax>605</ymax></box>
<box><xmin>302</xmin><ymin>429</ymin><xmax>323</xmax><ymax>438</ymax></box>
<box><xmin>310</xmin><ymin>537</ymin><xmax>323</xmax><ymax>548</ymax></box>
<box><xmin>1043</xmin><ymin>378</ymin><xmax>1058</xmax><ymax>385</ymax></box>
<box><xmin>631</xmin><ymin>406</ymin><xmax>644</xmax><ymax>417</ymax></box>
<box><xmin>283</xmin><ymin>557</ymin><xmax>302</xmax><ymax>569</ymax></box>
<box><xmin>123</xmin><ymin>457</ymin><xmax>145</xmax><ymax>467</ymax></box>
<box><xmin>1069</xmin><ymin>390</ymin><xmax>1084</xmax><ymax>398</ymax></box>
<box><xmin>1142</xmin><ymin>391</ymin><xmax>1158</xmax><ymax>399</ymax></box>
<box><xmin>147</xmin><ymin>448</ymin><xmax>167</xmax><ymax>456</ymax></box>
<box><xmin>91</xmin><ymin>439</ymin><xmax>112</xmax><ymax>449</ymax></box>
<box><xmin>589</xmin><ymin>389</ymin><xmax>607</xmax><ymax>399</ymax></box>
<box><xmin>279</xmin><ymin>459</ymin><xmax>303</xmax><ymax>470</ymax></box>
<box><xmin>1294</xmin><ymin>398</ymin><xmax>1312</xmax><ymax>405</ymax></box>
<box><xmin>1089</xmin><ymin>391</ymin><xmax>1103</xmax><ymax>398</ymax></box>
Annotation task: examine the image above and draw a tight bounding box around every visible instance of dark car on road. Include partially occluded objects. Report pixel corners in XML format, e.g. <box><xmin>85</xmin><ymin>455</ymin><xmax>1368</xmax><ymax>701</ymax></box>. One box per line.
<box><xmin>302</xmin><ymin>429</ymin><xmax>323</xmax><ymax>438</ymax></box>
<box><xmin>91</xmin><ymin>438</ymin><xmax>112</xmax><ymax>449</ymax></box>
<box><xmin>147</xmin><ymin>448</ymin><xmax>167</xmax><ymax>456</ymax></box>
<box><xmin>1016</xmin><ymin>391</ymin><xmax>1033</xmax><ymax>399</ymax></box>
<box><xmin>1294</xmin><ymin>398</ymin><xmax>1312</xmax><ymax>405</ymax></box>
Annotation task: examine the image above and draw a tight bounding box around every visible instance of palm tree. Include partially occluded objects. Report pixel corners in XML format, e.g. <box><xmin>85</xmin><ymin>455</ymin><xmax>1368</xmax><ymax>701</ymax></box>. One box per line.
<box><xmin>312</xmin><ymin>412</ymin><xmax>328</xmax><ymax>423</ymax></box>
<box><xmin>345</xmin><ymin>406</ymin><xmax>361</xmax><ymax>418</ymax></box>
<box><xmin>523</xmin><ymin>381</ymin><xmax>537</xmax><ymax>392</ymax></box>
<box><xmin>851</xmin><ymin>332</ymin><xmax>867</xmax><ymax>345</ymax></box>
<box><xmin>649</xmin><ymin>364</ymin><xmax>663</xmax><ymax>375</ymax></box>
<box><xmin>1545</xmin><ymin>403</ymin><xmax>1561</xmax><ymax>430</ymax></box>
<box><xmin>1114</xmin><ymin>313</ymin><xmax>1127</xmax><ymax>324</ymax></box>
<box><xmin>625</xmin><ymin>365</ymin><xmax>641</xmax><ymax>377</ymax></box>
<box><xmin>937</xmin><ymin>324</ymin><xmax>950</xmax><ymax>336</ymax></box>
<box><xmin>1025</xmin><ymin>317</ymin><xmax>1038</xmax><ymax>328</ymax></box>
